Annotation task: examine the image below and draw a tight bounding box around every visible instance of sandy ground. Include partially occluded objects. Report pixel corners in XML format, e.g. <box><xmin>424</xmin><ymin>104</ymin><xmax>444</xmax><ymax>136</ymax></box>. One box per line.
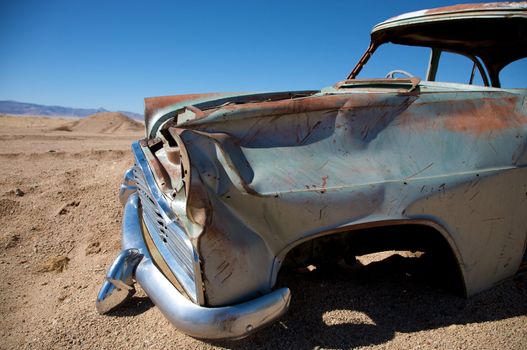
<box><xmin>0</xmin><ymin>114</ymin><xmax>526</xmax><ymax>350</ymax></box>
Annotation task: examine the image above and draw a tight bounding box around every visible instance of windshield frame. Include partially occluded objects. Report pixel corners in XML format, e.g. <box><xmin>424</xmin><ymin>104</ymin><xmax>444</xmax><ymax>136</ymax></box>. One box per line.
<box><xmin>349</xmin><ymin>42</ymin><xmax>498</xmax><ymax>88</ymax></box>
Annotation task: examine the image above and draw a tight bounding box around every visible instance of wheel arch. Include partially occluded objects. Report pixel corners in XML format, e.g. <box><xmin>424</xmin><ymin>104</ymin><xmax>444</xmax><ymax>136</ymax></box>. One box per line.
<box><xmin>272</xmin><ymin>219</ymin><xmax>468</xmax><ymax>296</ymax></box>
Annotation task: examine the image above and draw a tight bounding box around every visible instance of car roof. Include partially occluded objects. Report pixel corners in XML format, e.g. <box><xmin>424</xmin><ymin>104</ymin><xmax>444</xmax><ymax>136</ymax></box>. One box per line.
<box><xmin>371</xmin><ymin>2</ymin><xmax>527</xmax><ymax>76</ymax></box>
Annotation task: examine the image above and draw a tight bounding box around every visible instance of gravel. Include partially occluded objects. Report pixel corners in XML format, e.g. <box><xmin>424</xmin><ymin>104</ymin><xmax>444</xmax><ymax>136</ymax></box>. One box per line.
<box><xmin>0</xmin><ymin>115</ymin><xmax>526</xmax><ymax>350</ymax></box>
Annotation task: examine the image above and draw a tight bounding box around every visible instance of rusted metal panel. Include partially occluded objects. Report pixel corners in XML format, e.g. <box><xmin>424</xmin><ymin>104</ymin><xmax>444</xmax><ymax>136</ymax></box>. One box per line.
<box><xmin>376</xmin><ymin>2</ymin><xmax>527</xmax><ymax>31</ymax></box>
<box><xmin>424</xmin><ymin>2</ymin><xmax>527</xmax><ymax>14</ymax></box>
<box><xmin>98</xmin><ymin>1</ymin><xmax>527</xmax><ymax>339</ymax></box>
<box><xmin>144</xmin><ymin>93</ymin><xmax>226</xmax><ymax>138</ymax></box>
<box><xmin>145</xmin><ymin>91</ymin><xmax>319</xmax><ymax>140</ymax></box>
<box><xmin>406</xmin><ymin>168</ymin><xmax>527</xmax><ymax>295</ymax></box>
<box><xmin>134</xmin><ymin>2</ymin><xmax>527</xmax><ymax>310</ymax></box>
<box><xmin>153</xmin><ymin>84</ymin><xmax>527</xmax><ymax>305</ymax></box>
<box><xmin>144</xmin><ymin>93</ymin><xmax>221</xmax><ymax>121</ymax></box>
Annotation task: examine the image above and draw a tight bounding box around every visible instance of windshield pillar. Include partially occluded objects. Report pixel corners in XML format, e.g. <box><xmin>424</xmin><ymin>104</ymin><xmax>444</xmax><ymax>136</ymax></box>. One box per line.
<box><xmin>426</xmin><ymin>48</ymin><xmax>442</xmax><ymax>81</ymax></box>
<box><xmin>347</xmin><ymin>41</ymin><xmax>378</xmax><ymax>80</ymax></box>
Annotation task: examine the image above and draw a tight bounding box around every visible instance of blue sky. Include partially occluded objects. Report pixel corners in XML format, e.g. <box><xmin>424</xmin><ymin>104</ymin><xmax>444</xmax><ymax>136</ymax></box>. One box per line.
<box><xmin>1</xmin><ymin>0</ymin><xmax>524</xmax><ymax>114</ymax></box>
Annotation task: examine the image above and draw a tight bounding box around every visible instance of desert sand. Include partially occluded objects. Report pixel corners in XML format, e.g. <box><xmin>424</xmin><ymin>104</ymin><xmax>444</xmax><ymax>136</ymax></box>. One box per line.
<box><xmin>0</xmin><ymin>114</ymin><xmax>526</xmax><ymax>349</ymax></box>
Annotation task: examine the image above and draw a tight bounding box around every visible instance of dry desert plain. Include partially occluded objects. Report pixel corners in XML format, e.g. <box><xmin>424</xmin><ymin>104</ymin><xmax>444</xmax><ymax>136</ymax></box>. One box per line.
<box><xmin>0</xmin><ymin>113</ymin><xmax>526</xmax><ymax>349</ymax></box>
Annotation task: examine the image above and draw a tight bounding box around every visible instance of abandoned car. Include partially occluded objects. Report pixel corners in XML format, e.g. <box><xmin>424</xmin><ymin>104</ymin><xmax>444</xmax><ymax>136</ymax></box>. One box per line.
<box><xmin>96</xmin><ymin>2</ymin><xmax>527</xmax><ymax>339</ymax></box>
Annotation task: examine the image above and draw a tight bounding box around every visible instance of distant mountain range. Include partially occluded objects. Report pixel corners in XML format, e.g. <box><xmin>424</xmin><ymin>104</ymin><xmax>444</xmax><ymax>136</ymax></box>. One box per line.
<box><xmin>0</xmin><ymin>100</ymin><xmax>143</xmax><ymax>120</ymax></box>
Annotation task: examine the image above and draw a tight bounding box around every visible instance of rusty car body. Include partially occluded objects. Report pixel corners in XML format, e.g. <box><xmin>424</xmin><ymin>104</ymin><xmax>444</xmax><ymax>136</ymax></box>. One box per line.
<box><xmin>96</xmin><ymin>2</ymin><xmax>527</xmax><ymax>339</ymax></box>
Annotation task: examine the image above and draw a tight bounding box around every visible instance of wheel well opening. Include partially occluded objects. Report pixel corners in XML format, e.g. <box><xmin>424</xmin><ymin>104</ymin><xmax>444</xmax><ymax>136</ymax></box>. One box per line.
<box><xmin>279</xmin><ymin>224</ymin><xmax>466</xmax><ymax>296</ymax></box>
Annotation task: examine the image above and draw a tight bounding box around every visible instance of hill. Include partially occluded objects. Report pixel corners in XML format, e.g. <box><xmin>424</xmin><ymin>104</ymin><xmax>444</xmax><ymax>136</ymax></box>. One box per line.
<box><xmin>0</xmin><ymin>100</ymin><xmax>143</xmax><ymax>120</ymax></box>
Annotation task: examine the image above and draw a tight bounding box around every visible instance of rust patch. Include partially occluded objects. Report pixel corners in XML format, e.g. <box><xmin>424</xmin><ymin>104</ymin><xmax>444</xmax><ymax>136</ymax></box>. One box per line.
<box><xmin>186</xmin><ymin>93</ymin><xmax>403</xmax><ymax>129</ymax></box>
<box><xmin>425</xmin><ymin>2</ymin><xmax>522</xmax><ymax>15</ymax></box>
<box><xmin>144</xmin><ymin>93</ymin><xmax>221</xmax><ymax>120</ymax></box>
<box><xmin>399</xmin><ymin>97</ymin><xmax>526</xmax><ymax>135</ymax></box>
<box><xmin>207</xmin><ymin>94</ymin><xmax>351</xmax><ymax>117</ymax></box>
<box><xmin>442</xmin><ymin>98</ymin><xmax>526</xmax><ymax>135</ymax></box>
<box><xmin>321</xmin><ymin>176</ymin><xmax>328</xmax><ymax>193</ymax></box>
<box><xmin>335</xmin><ymin>77</ymin><xmax>420</xmax><ymax>92</ymax></box>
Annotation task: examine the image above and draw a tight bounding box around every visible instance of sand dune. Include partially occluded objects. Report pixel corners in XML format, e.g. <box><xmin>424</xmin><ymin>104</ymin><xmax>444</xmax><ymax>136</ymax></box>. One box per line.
<box><xmin>55</xmin><ymin>112</ymin><xmax>143</xmax><ymax>134</ymax></box>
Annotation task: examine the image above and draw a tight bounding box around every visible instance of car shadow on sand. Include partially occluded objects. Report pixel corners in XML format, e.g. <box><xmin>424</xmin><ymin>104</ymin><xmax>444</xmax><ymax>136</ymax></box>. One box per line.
<box><xmin>106</xmin><ymin>295</ymin><xmax>154</xmax><ymax>317</ymax></box>
<box><xmin>210</xmin><ymin>254</ymin><xmax>527</xmax><ymax>349</ymax></box>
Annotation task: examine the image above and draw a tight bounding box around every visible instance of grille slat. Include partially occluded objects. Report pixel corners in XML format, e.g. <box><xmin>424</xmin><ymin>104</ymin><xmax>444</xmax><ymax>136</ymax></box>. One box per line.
<box><xmin>132</xmin><ymin>165</ymin><xmax>197</xmax><ymax>300</ymax></box>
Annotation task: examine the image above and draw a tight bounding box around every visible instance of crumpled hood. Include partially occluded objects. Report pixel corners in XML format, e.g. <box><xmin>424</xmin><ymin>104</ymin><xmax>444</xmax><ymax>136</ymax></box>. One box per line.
<box><xmin>144</xmin><ymin>93</ymin><xmax>234</xmax><ymax>138</ymax></box>
<box><xmin>144</xmin><ymin>91</ymin><xmax>319</xmax><ymax>138</ymax></box>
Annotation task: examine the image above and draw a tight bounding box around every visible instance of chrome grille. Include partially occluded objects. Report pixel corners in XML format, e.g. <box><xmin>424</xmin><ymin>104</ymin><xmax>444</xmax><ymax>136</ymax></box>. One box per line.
<box><xmin>132</xmin><ymin>164</ymin><xmax>197</xmax><ymax>301</ymax></box>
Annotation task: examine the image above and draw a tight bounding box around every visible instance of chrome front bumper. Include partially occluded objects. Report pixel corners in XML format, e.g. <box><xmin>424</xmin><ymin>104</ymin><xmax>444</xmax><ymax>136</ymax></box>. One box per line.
<box><xmin>96</xmin><ymin>193</ymin><xmax>291</xmax><ymax>339</ymax></box>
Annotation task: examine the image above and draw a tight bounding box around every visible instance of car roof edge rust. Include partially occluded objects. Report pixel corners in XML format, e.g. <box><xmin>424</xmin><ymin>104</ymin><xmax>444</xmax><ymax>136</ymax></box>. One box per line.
<box><xmin>348</xmin><ymin>2</ymin><xmax>527</xmax><ymax>85</ymax></box>
<box><xmin>373</xmin><ymin>2</ymin><xmax>527</xmax><ymax>34</ymax></box>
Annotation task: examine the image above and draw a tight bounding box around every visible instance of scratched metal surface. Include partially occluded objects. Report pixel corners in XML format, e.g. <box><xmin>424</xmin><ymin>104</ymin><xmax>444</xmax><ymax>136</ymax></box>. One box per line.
<box><xmin>138</xmin><ymin>2</ymin><xmax>527</xmax><ymax>308</ymax></box>
<box><xmin>144</xmin><ymin>81</ymin><xmax>527</xmax><ymax>306</ymax></box>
